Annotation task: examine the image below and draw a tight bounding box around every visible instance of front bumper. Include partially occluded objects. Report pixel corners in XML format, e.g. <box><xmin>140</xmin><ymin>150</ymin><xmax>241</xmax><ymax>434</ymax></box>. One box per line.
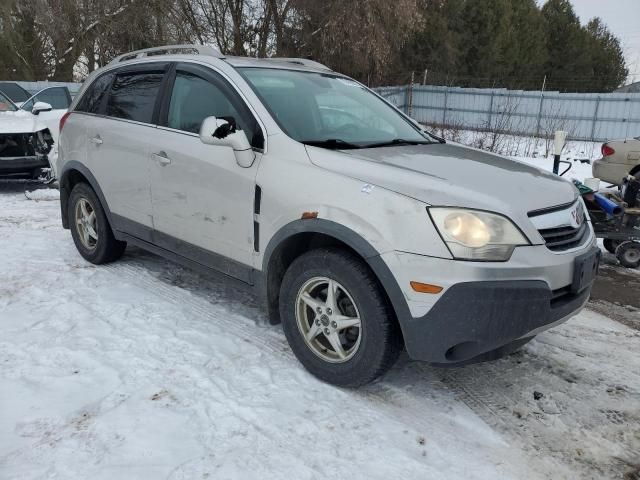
<box><xmin>401</xmin><ymin>279</ymin><xmax>591</xmax><ymax>364</ymax></box>
<box><xmin>0</xmin><ymin>155</ymin><xmax>49</xmax><ymax>175</ymax></box>
<box><xmin>381</xmin><ymin>239</ymin><xmax>598</xmax><ymax>365</ymax></box>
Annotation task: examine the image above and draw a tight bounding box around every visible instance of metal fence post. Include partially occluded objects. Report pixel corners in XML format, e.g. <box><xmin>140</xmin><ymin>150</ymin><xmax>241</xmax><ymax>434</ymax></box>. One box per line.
<box><xmin>488</xmin><ymin>91</ymin><xmax>495</xmax><ymax>129</ymax></box>
<box><xmin>590</xmin><ymin>96</ymin><xmax>601</xmax><ymax>142</ymax></box>
<box><xmin>407</xmin><ymin>71</ymin><xmax>415</xmax><ymax>117</ymax></box>
<box><xmin>535</xmin><ymin>94</ymin><xmax>545</xmax><ymax>138</ymax></box>
<box><xmin>403</xmin><ymin>84</ymin><xmax>410</xmax><ymax>115</ymax></box>
<box><xmin>442</xmin><ymin>87</ymin><xmax>449</xmax><ymax>128</ymax></box>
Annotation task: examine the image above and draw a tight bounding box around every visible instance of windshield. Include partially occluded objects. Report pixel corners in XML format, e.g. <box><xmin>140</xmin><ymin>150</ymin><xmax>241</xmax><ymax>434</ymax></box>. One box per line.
<box><xmin>238</xmin><ymin>68</ymin><xmax>436</xmax><ymax>148</ymax></box>
<box><xmin>0</xmin><ymin>91</ymin><xmax>17</xmax><ymax>112</ymax></box>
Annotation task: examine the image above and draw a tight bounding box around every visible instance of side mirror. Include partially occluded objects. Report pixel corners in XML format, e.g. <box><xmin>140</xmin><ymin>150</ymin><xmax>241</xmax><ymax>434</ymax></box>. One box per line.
<box><xmin>32</xmin><ymin>102</ymin><xmax>53</xmax><ymax>115</ymax></box>
<box><xmin>199</xmin><ymin>116</ymin><xmax>255</xmax><ymax>168</ymax></box>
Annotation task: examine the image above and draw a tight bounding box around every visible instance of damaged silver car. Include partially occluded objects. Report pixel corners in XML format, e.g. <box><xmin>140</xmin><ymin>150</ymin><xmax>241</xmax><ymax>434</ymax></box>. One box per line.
<box><xmin>0</xmin><ymin>90</ymin><xmax>54</xmax><ymax>178</ymax></box>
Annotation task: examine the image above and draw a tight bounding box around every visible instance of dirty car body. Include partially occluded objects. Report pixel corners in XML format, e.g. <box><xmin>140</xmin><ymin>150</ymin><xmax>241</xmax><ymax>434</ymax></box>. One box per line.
<box><xmin>56</xmin><ymin>45</ymin><xmax>599</xmax><ymax>386</ymax></box>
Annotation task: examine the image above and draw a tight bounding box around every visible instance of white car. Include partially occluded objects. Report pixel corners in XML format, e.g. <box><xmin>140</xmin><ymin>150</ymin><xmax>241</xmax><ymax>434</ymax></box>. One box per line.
<box><xmin>0</xmin><ymin>91</ymin><xmax>55</xmax><ymax>178</ymax></box>
<box><xmin>57</xmin><ymin>45</ymin><xmax>599</xmax><ymax>387</ymax></box>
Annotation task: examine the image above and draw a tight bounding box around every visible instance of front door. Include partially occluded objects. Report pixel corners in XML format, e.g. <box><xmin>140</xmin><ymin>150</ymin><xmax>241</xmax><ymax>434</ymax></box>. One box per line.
<box><xmin>149</xmin><ymin>63</ymin><xmax>264</xmax><ymax>280</ymax></box>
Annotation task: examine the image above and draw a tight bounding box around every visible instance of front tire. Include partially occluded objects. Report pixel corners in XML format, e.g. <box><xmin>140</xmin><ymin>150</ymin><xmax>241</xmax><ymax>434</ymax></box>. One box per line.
<box><xmin>279</xmin><ymin>248</ymin><xmax>402</xmax><ymax>387</ymax></box>
<box><xmin>68</xmin><ymin>183</ymin><xmax>126</xmax><ymax>264</ymax></box>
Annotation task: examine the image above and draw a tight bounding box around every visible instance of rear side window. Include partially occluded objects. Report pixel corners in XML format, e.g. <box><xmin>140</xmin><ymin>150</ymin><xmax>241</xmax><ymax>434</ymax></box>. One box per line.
<box><xmin>106</xmin><ymin>71</ymin><xmax>164</xmax><ymax>123</ymax></box>
<box><xmin>75</xmin><ymin>73</ymin><xmax>113</xmax><ymax>114</ymax></box>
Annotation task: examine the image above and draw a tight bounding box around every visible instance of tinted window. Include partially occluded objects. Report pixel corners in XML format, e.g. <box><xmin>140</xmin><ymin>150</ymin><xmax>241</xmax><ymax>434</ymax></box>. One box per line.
<box><xmin>168</xmin><ymin>72</ymin><xmax>241</xmax><ymax>133</ymax></box>
<box><xmin>106</xmin><ymin>71</ymin><xmax>164</xmax><ymax>123</ymax></box>
<box><xmin>22</xmin><ymin>87</ymin><xmax>71</xmax><ymax>110</ymax></box>
<box><xmin>76</xmin><ymin>73</ymin><xmax>113</xmax><ymax>114</ymax></box>
<box><xmin>0</xmin><ymin>82</ymin><xmax>31</xmax><ymax>102</ymax></box>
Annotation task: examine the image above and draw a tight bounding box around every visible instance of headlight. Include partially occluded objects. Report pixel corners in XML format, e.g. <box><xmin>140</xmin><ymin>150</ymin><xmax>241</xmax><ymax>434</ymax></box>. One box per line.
<box><xmin>429</xmin><ymin>208</ymin><xmax>529</xmax><ymax>261</ymax></box>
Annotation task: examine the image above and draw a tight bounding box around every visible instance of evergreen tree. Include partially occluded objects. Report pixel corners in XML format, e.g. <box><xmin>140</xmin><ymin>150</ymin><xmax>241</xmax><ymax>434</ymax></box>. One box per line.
<box><xmin>585</xmin><ymin>17</ymin><xmax>628</xmax><ymax>92</ymax></box>
<box><xmin>541</xmin><ymin>0</ymin><xmax>593</xmax><ymax>91</ymax></box>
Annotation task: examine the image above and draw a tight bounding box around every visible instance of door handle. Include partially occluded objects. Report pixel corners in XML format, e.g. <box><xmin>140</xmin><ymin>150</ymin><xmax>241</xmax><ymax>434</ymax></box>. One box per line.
<box><xmin>90</xmin><ymin>136</ymin><xmax>103</xmax><ymax>146</ymax></box>
<box><xmin>153</xmin><ymin>151</ymin><xmax>171</xmax><ymax>166</ymax></box>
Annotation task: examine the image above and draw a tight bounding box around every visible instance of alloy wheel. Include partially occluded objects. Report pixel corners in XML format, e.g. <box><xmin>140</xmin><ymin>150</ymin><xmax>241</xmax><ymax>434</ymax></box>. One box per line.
<box><xmin>295</xmin><ymin>276</ymin><xmax>362</xmax><ymax>363</ymax></box>
<box><xmin>75</xmin><ymin>197</ymin><xmax>98</xmax><ymax>250</ymax></box>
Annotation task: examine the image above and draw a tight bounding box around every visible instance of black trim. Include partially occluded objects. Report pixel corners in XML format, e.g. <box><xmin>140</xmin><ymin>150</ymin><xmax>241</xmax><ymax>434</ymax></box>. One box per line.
<box><xmin>110</xmin><ymin>214</ymin><xmax>254</xmax><ymax>285</ymax></box>
<box><xmin>403</xmin><ymin>279</ymin><xmax>592</xmax><ymax>364</ymax></box>
<box><xmin>59</xmin><ymin>161</ymin><xmax>114</xmax><ymax>230</ymax></box>
<box><xmin>154</xmin><ymin>63</ymin><xmax>176</xmax><ymax>126</ymax></box>
<box><xmin>118</xmin><ymin>232</ymin><xmax>254</xmax><ymax>292</ymax></box>
<box><xmin>254</xmin><ymin>185</ymin><xmax>262</xmax><ymax>214</ymax></box>
<box><xmin>261</xmin><ymin>218</ymin><xmax>412</xmax><ymax>331</ymax></box>
<box><xmin>528</xmin><ymin>198</ymin><xmax>578</xmax><ymax>218</ymax></box>
<box><xmin>253</xmin><ymin>221</ymin><xmax>260</xmax><ymax>252</ymax></box>
<box><xmin>111</xmin><ymin>213</ymin><xmax>153</xmax><ymax>243</ymax></box>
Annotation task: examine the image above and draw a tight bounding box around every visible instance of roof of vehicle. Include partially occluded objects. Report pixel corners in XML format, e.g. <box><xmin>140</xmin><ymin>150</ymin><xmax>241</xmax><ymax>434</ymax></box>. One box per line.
<box><xmin>107</xmin><ymin>44</ymin><xmax>333</xmax><ymax>74</ymax></box>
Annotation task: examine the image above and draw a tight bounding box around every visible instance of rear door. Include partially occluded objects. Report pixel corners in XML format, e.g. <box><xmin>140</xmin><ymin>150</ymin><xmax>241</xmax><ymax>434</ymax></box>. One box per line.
<box><xmin>148</xmin><ymin>62</ymin><xmax>264</xmax><ymax>277</ymax></box>
<box><xmin>83</xmin><ymin>64</ymin><xmax>168</xmax><ymax>238</ymax></box>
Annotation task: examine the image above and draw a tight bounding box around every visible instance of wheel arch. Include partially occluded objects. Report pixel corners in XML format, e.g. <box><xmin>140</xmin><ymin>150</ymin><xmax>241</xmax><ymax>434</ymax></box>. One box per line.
<box><xmin>59</xmin><ymin>161</ymin><xmax>112</xmax><ymax>230</ymax></box>
<box><xmin>260</xmin><ymin>219</ymin><xmax>411</xmax><ymax>337</ymax></box>
<box><xmin>630</xmin><ymin>164</ymin><xmax>640</xmax><ymax>177</ymax></box>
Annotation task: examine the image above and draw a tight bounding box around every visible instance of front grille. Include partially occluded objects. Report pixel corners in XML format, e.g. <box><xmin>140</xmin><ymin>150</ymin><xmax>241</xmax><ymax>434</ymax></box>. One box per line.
<box><xmin>0</xmin><ymin>133</ymin><xmax>36</xmax><ymax>158</ymax></box>
<box><xmin>538</xmin><ymin>222</ymin><xmax>588</xmax><ymax>252</ymax></box>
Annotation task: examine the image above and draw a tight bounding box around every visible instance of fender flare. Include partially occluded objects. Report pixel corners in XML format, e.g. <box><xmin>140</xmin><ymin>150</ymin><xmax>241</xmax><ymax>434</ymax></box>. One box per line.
<box><xmin>260</xmin><ymin>218</ymin><xmax>412</xmax><ymax>329</ymax></box>
<box><xmin>59</xmin><ymin>161</ymin><xmax>113</xmax><ymax>229</ymax></box>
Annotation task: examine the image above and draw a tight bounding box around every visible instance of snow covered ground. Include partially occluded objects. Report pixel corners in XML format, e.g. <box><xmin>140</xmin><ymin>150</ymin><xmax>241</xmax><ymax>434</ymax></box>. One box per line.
<box><xmin>1</xmin><ymin>173</ymin><xmax>639</xmax><ymax>479</ymax></box>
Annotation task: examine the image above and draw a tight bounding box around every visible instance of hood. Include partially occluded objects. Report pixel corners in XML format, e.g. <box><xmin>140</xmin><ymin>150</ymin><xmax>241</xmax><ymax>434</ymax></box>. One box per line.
<box><xmin>0</xmin><ymin>110</ymin><xmax>43</xmax><ymax>134</ymax></box>
<box><xmin>306</xmin><ymin>143</ymin><xmax>578</xmax><ymax>239</ymax></box>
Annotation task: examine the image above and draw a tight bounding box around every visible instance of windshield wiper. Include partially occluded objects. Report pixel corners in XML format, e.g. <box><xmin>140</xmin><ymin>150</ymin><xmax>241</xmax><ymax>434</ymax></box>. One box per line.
<box><xmin>363</xmin><ymin>138</ymin><xmax>438</xmax><ymax>148</ymax></box>
<box><xmin>301</xmin><ymin>139</ymin><xmax>362</xmax><ymax>150</ymax></box>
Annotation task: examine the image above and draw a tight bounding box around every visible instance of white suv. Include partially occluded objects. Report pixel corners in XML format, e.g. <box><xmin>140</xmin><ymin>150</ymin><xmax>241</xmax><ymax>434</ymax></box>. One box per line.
<box><xmin>57</xmin><ymin>45</ymin><xmax>600</xmax><ymax>387</ymax></box>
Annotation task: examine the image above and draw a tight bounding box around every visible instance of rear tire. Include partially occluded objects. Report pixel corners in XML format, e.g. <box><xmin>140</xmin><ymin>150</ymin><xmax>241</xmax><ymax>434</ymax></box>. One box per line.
<box><xmin>615</xmin><ymin>241</ymin><xmax>640</xmax><ymax>269</ymax></box>
<box><xmin>68</xmin><ymin>183</ymin><xmax>126</xmax><ymax>264</ymax></box>
<box><xmin>279</xmin><ymin>248</ymin><xmax>402</xmax><ymax>387</ymax></box>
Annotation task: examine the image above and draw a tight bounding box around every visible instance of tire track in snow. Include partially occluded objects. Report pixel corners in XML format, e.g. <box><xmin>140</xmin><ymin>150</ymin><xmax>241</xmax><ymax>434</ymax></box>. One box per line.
<box><xmin>101</xmin><ymin>259</ymin><xmax>563</xmax><ymax>478</ymax></box>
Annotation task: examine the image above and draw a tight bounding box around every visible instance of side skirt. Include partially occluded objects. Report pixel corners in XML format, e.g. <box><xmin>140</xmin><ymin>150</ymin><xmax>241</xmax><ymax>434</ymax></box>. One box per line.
<box><xmin>112</xmin><ymin>214</ymin><xmax>256</xmax><ymax>290</ymax></box>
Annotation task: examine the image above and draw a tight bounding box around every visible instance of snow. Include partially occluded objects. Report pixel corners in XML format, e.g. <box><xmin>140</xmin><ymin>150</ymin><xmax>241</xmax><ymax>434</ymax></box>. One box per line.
<box><xmin>1</xmin><ymin>176</ymin><xmax>639</xmax><ymax>479</ymax></box>
<box><xmin>444</xmin><ymin>129</ymin><xmax>602</xmax><ymax>185</ymax></box>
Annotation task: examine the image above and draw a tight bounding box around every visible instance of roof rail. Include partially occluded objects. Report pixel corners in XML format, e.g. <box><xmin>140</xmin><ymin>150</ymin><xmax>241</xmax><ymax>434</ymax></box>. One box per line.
<box><xmin>262</xmin><ymin>57</ymin><xmax>331</xmax><ymax>71</ymax></box>
<box><xmin>109</xmin><ymin>44</ymin><xmax>224</xmax><ymax>65</ymax></box>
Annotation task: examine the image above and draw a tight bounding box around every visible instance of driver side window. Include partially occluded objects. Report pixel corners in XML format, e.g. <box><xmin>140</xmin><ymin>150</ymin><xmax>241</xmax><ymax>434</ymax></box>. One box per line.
<box><xmin>168</xmin><ymin>72</ymin><xmax>241</xmax><ymax>134</ymax></box>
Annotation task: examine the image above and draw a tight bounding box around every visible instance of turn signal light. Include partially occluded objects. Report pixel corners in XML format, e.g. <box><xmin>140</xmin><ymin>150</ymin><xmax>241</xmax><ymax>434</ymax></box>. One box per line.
<box><xmin>410</xmin><ymin>281</ymin><xmax>443</xmax><ymax>294</ymax></box>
